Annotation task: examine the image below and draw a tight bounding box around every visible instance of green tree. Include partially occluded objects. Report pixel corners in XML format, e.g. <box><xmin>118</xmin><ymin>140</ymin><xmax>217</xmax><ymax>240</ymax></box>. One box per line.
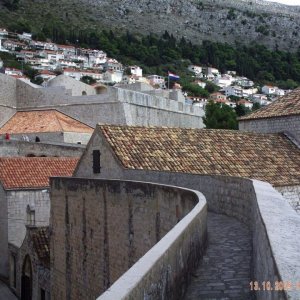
<box><xmin>252</xmin><ymin>102</ymin><xmax>261</xmax><ymax>111</ymax></box>
<box><xmin>80</xmin><ymin>76</ymin><xmax>96</xmax><ymax>85</ymax></box>
<box><xmin>203</xmin><ymin>101</ymin><xmax>238</xmax><ymax>129</ymax></box>
<box><xmin>235</xmin><ymin>104</ymin><xmax>250</xmax><ymax>117</ymax></box>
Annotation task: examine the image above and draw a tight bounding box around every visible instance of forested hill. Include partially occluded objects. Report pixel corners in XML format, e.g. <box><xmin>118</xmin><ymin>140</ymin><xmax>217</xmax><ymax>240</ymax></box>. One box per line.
<box><xmin>0</xmin><ymin>0</ymin><xmax>300</xmax><ymax>52</ymax></box>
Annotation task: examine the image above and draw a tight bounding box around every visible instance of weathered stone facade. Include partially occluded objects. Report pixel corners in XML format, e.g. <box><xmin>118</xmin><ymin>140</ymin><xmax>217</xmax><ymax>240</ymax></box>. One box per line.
<box><xmin>8</xmin><ymin>227</ymin><xmax>50</xmax><ymax>300</ymax></box>
<box><xmin>0</xmin><ymin>140</ymin><xmax>84</xmax><ymax>157</ymax></box>
<box><xmin>50</xmin><ymin>178</ymin><xmax>206</xmax><ymax>300</ymax></box>
<box><xmin>239</xmin><ymin>115</ymin><xmax>300</xmax><ymax>142</ymax></box>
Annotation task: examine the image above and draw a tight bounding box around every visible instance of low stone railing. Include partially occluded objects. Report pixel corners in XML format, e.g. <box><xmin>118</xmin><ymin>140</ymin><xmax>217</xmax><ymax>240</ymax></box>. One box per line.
<box><xmin>98</xmin><ymin>187</ymin><xmax>207</xmax><ymax>300</ymax></box>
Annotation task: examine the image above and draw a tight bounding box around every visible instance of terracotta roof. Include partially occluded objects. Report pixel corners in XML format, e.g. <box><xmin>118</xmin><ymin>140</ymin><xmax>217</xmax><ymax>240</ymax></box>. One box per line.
<box><xmin>99</xmin><ymin>125</ymin><xmax>300</xmax><ymax>187</ymax></box>
<box><xmin>0</xmin><ymin>110</ymin><xmax>93</xmax><ymax>134</ymax></box>
<box><xmin>31</xmin><ymin>227</ymin><xmax>50</xmax><ymax>268</ymax></box>
<box><xmin>0</xmin><ymin>157</ymin><xmax>79</xmax><ymax>189</ymax></box>
<box><xmin>240</xmin><ymin>88</ymin><xmax>300</xmax><ymax>120</ymax></box>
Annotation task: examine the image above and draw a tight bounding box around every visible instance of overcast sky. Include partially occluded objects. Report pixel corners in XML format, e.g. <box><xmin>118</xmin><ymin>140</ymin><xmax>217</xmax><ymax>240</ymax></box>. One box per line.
<box><xmin>266</xmin><ymin>0</ymin><xmax>300</xmax><ymax>5</ymax></box>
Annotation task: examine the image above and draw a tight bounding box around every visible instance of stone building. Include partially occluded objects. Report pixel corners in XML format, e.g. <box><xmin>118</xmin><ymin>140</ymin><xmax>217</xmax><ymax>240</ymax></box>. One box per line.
<box><xmin>0</xmin><ymin>110</ymin><xmax>93</xmax><ymax>145</ymax></box>
<box><xmin>0</xmin><ymin>157</ymin><xmax>78</xmax><ymax>279</ymax></box>
<box><xmin>9</xmin><ymin>226</ymin><xmax>50</xmax><ymax>300</ymax></box>
<box><xmin>239</xmin><ymin>88</ymin><xmax>300</xmax><ymax>142</ymax></box>
<box><xmin>74</xmin><ymin>124</ymin><xmax>300</xmax><ymax>212</ymax></box>
<box><xmin>0</xmin><ymin>73</ymin><xmax>204</xmax><ymax>129</ymax></box>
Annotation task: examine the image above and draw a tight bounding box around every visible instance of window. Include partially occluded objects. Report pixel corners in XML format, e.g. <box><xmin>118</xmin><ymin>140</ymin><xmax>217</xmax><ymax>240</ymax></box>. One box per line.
<box><xmin>11</xmin><ymin>254</ymin><xmax>16</xmax><ymax>288</ymax></box>
<box><xmin>40</xmin><ymin>288</ymin><xmax>46</xmax><ymax>300</ymax></box>
<box><xmin>26</xmin><ymin>205</ymin><xmax>35</xmax><ymax>226</ymax></box>
<box><xmin>93</xmin><ymin>150</ymin><xmax>101</xmax><ymax>173</ymax></box>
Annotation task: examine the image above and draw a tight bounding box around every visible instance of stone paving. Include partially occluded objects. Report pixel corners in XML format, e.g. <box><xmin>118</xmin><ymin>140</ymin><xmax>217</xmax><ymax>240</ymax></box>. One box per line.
<box><xmin>184</xmin><ymin>212</ymin><xmax>253</xmax><ymax>300</ymax></box>
<box><xmin>0</xmin><ymin>280</ymin><xmax>17</xmax><ymax>300</ymax></box>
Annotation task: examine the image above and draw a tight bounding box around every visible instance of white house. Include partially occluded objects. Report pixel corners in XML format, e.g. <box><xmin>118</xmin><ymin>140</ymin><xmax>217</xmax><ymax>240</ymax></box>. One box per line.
<box><xmin>193</xmin><ymin>80</ymin><xmax>206</xmax><ymax>88</ymax></box>
<box><xmin>250</xmin><ymin>94</ymin><xmax>271</xmax><ymax>106</ymax></box>
<box><xmin>188</xmin><ymin>65</ymin><xmax>202</xmax><ymax>76</ymax></box>
<box><xmin>262</xmin><ymin>85</ymin><xmax>278</xmax><ymax>95</ymax></box>
<box><xmin>63</xmin><ymin>68</ymin><xmax>82</xmax><ymax>81</ymax></box>
<box><xmin>147</xmin><ymin>75</ymin><xmax>166</xmax><ymax>89</ymax></box>
<box><xmin>104</xmin><ymin>58</ymin><xmax>123</xmax><ymax>72</ymax></box>
<box><xmin>0</xmin><ymin>28</ymin><xmax>8</xmax><ymax>37</ymax></box>
<box><xmin>223</xmin><ymin>86</ymin><xmax>257</xmax><ymax>98</ymax></box>
<box><xmin>5</xmin><ymin>68</ymin><xmax>23</xmax><ymax>76</ymax></box>
<box><xmin>237</xmin><ymin>99</ymin><xmax>253</xmax><ymax>109</ymax></box>
<box><xmin>213</xmin><ymin>75</ymin><xmax>233</xmax><ymax>88</ymax></box>
<box><xmin>18</xmin><ymin>32</ymin><xmax>32</xmax><ymax>41</ymax></box>
<box><xmin>102</xmin><ymin>70</ymin><xmax>123</xmax><ymax>83</ymax></box>
<box><xmin>129</xmin><ymin>66</ymin><xmax>143</xmax><ymax>77</ymax></box>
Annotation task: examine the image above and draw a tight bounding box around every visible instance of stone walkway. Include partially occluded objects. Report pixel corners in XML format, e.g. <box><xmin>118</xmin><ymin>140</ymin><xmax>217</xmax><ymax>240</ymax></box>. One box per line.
<box><xmin>0</xmin><ymin>280</ymin><xmax>17</xmax><ymax>300</ymax></box>
<box><xmin>184</xmin><ymin>212</ymin><xmax>253</xmax><ymax>300</ymax></box>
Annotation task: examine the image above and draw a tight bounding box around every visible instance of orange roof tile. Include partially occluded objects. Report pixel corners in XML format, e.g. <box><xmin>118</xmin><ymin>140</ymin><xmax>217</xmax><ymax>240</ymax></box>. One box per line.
<box><xmin>240</xmin><ymin>88</ymin><xmax>300</xmax><ymax>120</ymax></box>
<box><xmin>0</xmin><ymin>110</ymin><xmax>93</xmax><ymax>134</ymax></box>
<box><xmin>99</xmin><ymin>125</ymin><xmax>300</xmax><ymax>187</ymax></box>
<box><xmin>0</xmin><ymin>157</ymin><xmax>79</xmax><ymax>189</ymax></box>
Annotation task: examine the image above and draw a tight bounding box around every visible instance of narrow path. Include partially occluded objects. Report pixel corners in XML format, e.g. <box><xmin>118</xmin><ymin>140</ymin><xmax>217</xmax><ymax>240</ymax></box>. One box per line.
<box><xmin>0</xmin><ymin>280</ymin><xmax>17</xmax><ymax>300</ymax></box>
<box><xmin>184</xmin><ymin>212</ymin><xmax>253</xmax><ymax>300</ymax></box>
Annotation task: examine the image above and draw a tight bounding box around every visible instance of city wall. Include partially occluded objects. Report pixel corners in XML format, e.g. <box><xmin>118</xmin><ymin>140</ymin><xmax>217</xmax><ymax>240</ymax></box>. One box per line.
<box><xmin>0</xmin><ymin>140</ymin><xmax>84</xmax><ymax>157</ymax></box>
<box><xmin>0</xmin><ymin>75</ymin><xmax>204</xmax><ymax>129</ymax></box>
<box><xmin>103</xmin><ymin>172</ymin><xmax>300</xmax><ymax>300</ymax></box>
<box><xmin>50</xmin><ymin>178</ymin><xmax>207</xmax><ymax>300</ymax></box>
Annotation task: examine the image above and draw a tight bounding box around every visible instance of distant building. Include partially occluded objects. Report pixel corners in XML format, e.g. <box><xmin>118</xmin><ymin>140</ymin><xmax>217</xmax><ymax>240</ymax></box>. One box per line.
<box><xmin>188</xmin><ymin>65</ymin><xmax>202</xmax><ymax>76</ymax></box>
<box><xmin>237</xmin><ymin>99</ymin><xmax>253</xmax><ymax>109</ymax></box>
<box><xmin>129</xmin><ymin>66</ymin><xmax>143</xmax><ymax>77</ymax></box>
<box><xmin>147</xmin><ymin>74</ymin><xmax>166</xmax><ymax>89</ymax></box>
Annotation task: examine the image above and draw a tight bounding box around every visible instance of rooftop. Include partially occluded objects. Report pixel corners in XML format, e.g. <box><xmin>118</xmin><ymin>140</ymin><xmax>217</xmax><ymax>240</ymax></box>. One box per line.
<box><xmin>99</xmin><ymin>125</ymin><xmax>300</xmax><ymax>187</ymax></box>
<box><xmin>0</xmin><ymin>157</ymin><xmax>78</xmax><ymax>189</ymax></box>
<box><xmin>0</xmin><ymin>110</ymin><xmax>93</xmax><ymax>134</ymax></box>
<box><xmin>240</xmin><ymin>88</ymin><xmax>300</xmax><ymax>120</ymax></box>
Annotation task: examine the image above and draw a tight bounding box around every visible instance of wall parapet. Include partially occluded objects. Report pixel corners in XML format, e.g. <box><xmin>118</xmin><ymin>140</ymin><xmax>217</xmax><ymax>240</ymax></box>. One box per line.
<box><xmin>106</xmin><ymin>170</ymin><xmax>300</xmax><ymax>300</ymax></box>
<box><xmin>98</xmin><ymin>187</ymin><xmax>207</xmax><ymax>300</ymax></box>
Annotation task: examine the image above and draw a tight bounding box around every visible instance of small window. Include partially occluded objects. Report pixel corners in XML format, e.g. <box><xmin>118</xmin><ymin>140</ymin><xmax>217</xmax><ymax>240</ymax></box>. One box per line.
<box><xmin>26</xmin><ymin>205</ymin><xmax>35</xmax><ymax>226</ymax></box>
<box><xmin>93</xmin><ymin>150</ymin><xmax>101</xmax><ymax>173</ymax></box>
<box><xmin>41</xmin><ymin>288</ymin><xmax>46</xmax><ymax>300</ymax></box>
<box><xmin>82</xmin><ymin>91</ymin><xmax>87</xmax><ymax>95</ymax></box>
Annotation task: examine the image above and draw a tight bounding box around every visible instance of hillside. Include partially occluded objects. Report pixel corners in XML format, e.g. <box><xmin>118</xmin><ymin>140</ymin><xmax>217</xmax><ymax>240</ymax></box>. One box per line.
<box><xmin>0</xmin><ymin>0</ymin><xmax>300</xmax><ymax>52</ymax></box>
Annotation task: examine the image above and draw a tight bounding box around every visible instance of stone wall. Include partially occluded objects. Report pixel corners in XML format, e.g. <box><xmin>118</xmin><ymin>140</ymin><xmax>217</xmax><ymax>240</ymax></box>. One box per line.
<box><xmin>47</xmin><ymin>75</ymin><xmax>96</xmax><ymax>96</ymax></box>
<box><xmin>7</xmin><ymin>190</ymin><xmax>50</xmax><ymax>248</ymax></box>
<box><xmin>0</xmin><ymin>74</ymin><xmax>17</xmax><ymax>127</ymax></box>
<box><xmin>0</xmin><ymin>74</ymin><xmax>204</xmax><ymax>128</ymax></box>
<box><xmin>50</xmin><ymin>178</ymin><xmax>207</xmax><ymax>300</ymax></box>
<box><xmin>239</xmin><ymin>115</ymin><xmax>300</xmax><ymax>142</ymax></box>
<box><xmin>0</xmin><ymin>185</ymin><xmax>8</xmax><ymax>277</ymax></box>
<box><xmin>99</xmin><ymin>189</ymin><xmax>207</xmax><ymax>300</ymax></box>
<box><xmin>0</xmin><ymin>140</ymin><xmax>84</xmax><ymax>157</ymax></box>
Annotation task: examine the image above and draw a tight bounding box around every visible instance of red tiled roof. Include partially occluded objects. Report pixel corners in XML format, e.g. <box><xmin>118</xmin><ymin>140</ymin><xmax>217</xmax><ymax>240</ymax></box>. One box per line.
<box><xmin>99</xmin><ymin>125</ymin><xmax>300</xmax><ymax>187</ymax></box>
<box><xmin>0</xmin><ymin>110</ymin><xmax>93</xmax><ymax>134</ymax></box>
<box><xmin>239</xmin><ymin>88</ymin><xmax>300</xmax><ymax>120</ymax></box>
<box><xmin>0</xmin><ymin>157</ymin><xmax>79</xmax><ymax>189</ymax></box>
